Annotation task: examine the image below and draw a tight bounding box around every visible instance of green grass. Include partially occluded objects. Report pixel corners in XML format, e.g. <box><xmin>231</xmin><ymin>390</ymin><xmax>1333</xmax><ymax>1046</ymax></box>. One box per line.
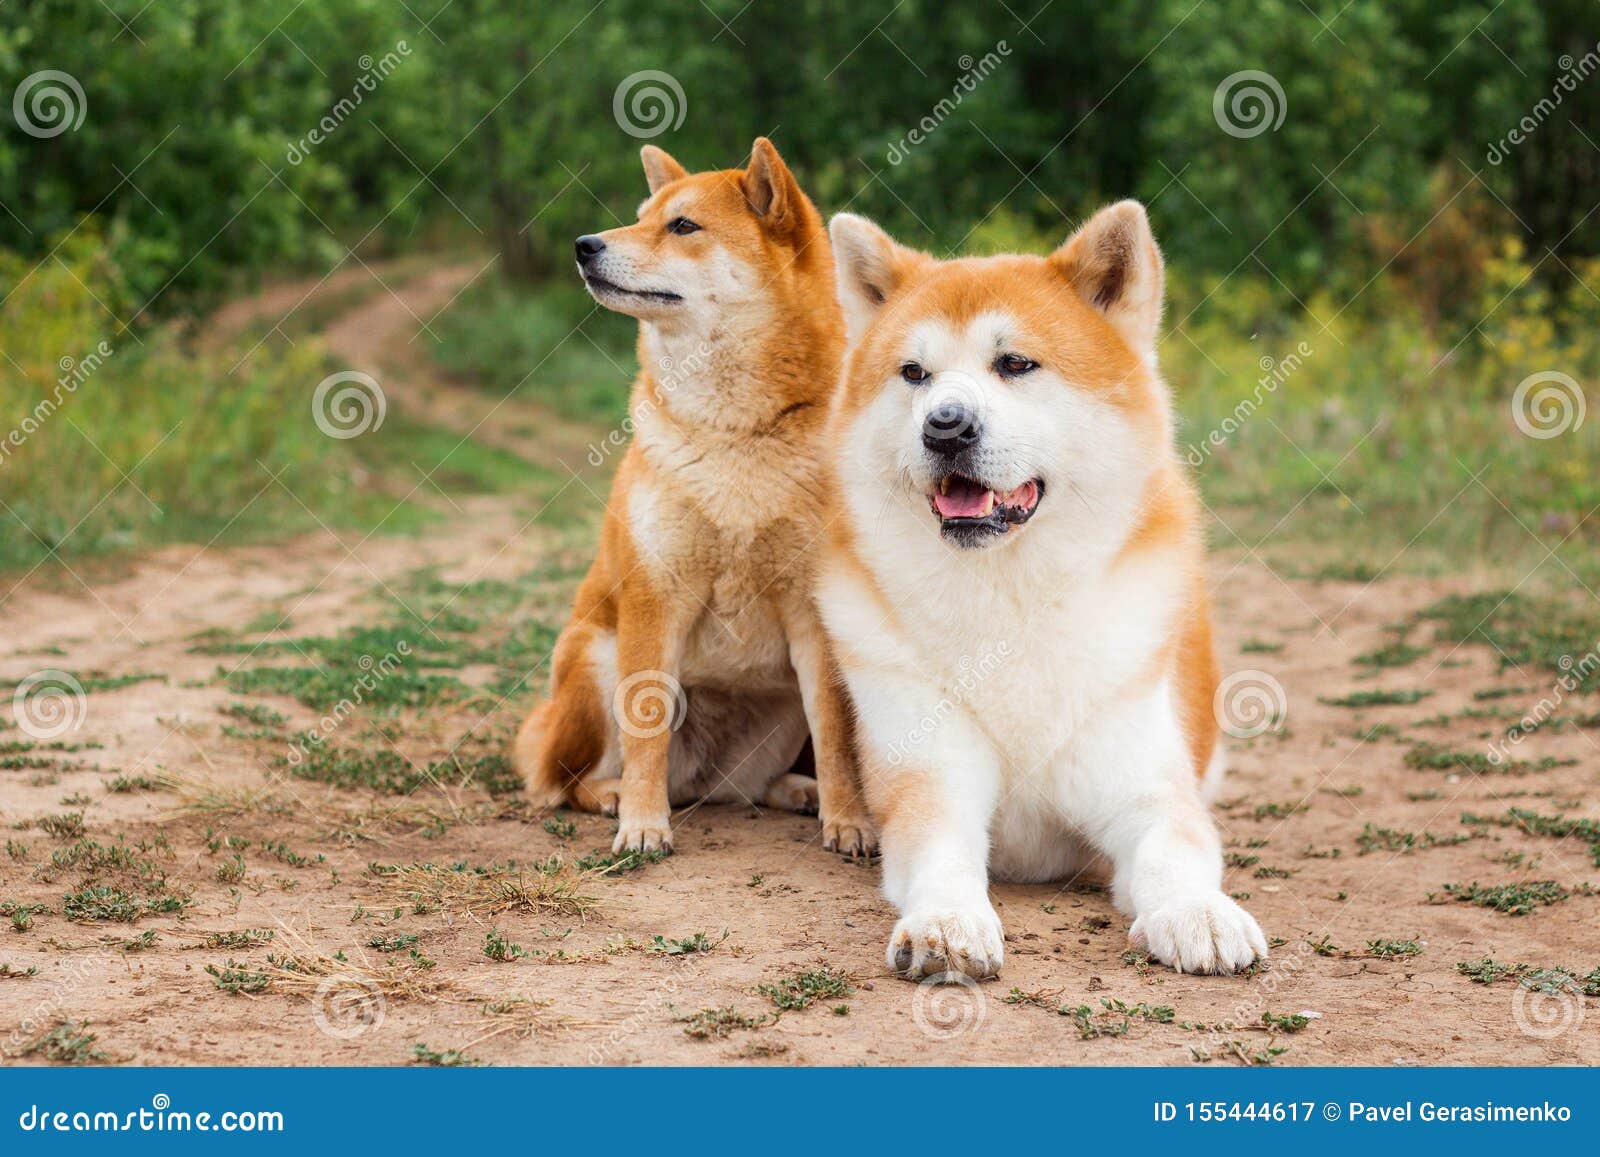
<box><xmin>1167</xmin><ymin>260</ymin><xmax>1600</xmax><ymax>587</ymax></box>
<box><xmin>1462</xmin><ymin>808</ymin><xmax>1600</xmax><ymax>866</ymax></box>
<box><xmin>429</xmin><ymin>277</ymin><xmax>636</xmax><ymax>423</ymax></box>
<box><xmin>62</xmin><ymin>884</ymin><xmax>187</xmax><ymax>923</ymax></box>
<box><xmin>20</xmin><ymin>1020</ymin><xmax>105</xmax><ymax>1064</ymax></box>
<box><xmin>0</xmin><ymin>244</ymin><xmax>543</xmax><ymax>577</ymax></box>
<box><xmin>757</xmin><ymin>968</ymin><xmax>855</xmax><ymax>1013</ymax></box>
<box><xmin>1417</xmin><ymin>591</ymin><xmax>1600</xmax><ymax>689</ymax></box>
<box><xmin>1439</xmin><ymin>880</ymin><xmax>1575</xmax><ymax>915</ymax></box>
<box><xmin>1403</xmin><ymin>742</ymin><xmax>1573</xmax><ymax>776</ymax></box>
<box><xmin>1320</xmin><ymin>689</ymin><xmax>1433</xmax><ymax>708</ymax></box>
<box><xmin>279</xmin><ymin>739</ymin><xmax>519</xmax><ymax>797</ymax></box>
<box><xmin>678</xmin><ymin>1007</ymin><xmax>771</xmax><ymax>1040</ymax></box>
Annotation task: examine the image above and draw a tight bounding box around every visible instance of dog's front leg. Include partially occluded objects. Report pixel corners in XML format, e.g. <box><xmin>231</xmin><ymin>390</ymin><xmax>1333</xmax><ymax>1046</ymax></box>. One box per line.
<box><xmin>783</xmin><ymin>610</ymin><xmax>878</xmax><ymax>858</ymax></box>
<box><xmin>849</xmin><ymin>671</ymin><xmax>1003</xmax><ymax>982</ymax></box>
<box><xmin>610</xmin><ymin>600</ymin><xmax>687</xmax><ymax>855</ymax></box>
<box><xmin>1074</xmin><ymin>700</ymin><xmax>1268</xmax><ymax>974</ymax></box>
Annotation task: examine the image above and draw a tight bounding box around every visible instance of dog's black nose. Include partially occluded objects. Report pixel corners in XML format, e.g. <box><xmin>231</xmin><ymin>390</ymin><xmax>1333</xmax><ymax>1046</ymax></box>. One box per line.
<box><xmin>574</xmin><ymin>235</ymin><xmax>606</xmax><ymax>262</ymax></box>
<box><xmin>922</xmin><ymin>402</ymin><xmax>981</xmax><ymax>454</ymax></box>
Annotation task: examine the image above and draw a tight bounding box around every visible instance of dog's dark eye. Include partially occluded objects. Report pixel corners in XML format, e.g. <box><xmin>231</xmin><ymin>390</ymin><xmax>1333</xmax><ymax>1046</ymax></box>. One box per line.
<box><xmin>900</xmin><ymin>362</ymin><xmax>928</xmax><ymax>385</ymax></box>
<box><xmin>667</xmin><ymin>217</ymin><xmax>701</xmax><ymax>235</ymax></box>
<box><xmin>996</xmin><ymin>353</ymin><xmax>1037</xmax><ymax>377</ymax></box>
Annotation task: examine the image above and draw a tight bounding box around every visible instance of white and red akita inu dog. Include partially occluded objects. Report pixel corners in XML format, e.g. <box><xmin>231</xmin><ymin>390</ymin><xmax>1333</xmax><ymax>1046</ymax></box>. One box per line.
<box><xmin>514</xmin><ymin>139</ymin><xmax>876</xmax><ymax>858</ymax></box>
<box><xmin>816</xmin><ymin>201</ymin><xmax>1268</xmax><ymax>978</ymax></box>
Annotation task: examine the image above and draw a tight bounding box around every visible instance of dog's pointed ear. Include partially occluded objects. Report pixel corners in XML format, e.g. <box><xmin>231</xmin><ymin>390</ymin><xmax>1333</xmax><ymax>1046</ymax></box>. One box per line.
<box><xmin>640</xmin><ymin>145</ymin><xmax>688</xmax><ymax>195</ymax></box>
<box><xmin>1050</xmin><ymin>200</ymin><xmax>1164</xmax><ymax>362</ymax></box>
<box><xmin>741</xmin><ymin>137</ymin><xmax>801</xmax><ymax>225</ymax></box>
<box><xmin>829</xmin><ymin>213</ymin><xmax>929</xmax><ymax>344</ymax></box>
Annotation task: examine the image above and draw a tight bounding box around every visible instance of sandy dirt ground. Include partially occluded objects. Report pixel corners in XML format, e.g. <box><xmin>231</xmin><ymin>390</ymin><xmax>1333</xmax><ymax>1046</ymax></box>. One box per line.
<box><xmin>2</xmin><ymin>266</ymin><xmax>1597</xmax><ymax>1067</ymax></box>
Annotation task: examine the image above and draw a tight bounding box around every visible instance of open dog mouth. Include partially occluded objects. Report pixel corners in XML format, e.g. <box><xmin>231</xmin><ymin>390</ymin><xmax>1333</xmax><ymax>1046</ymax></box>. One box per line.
<box><xmin>927</xmin><ymin>474</ymin><xmax>1044</xmax><ymax>542</ymax></box>
<box><xmin>582</xmin><ymin>273</ymin><xmax>683</xmax><ymax>303</ymax></box>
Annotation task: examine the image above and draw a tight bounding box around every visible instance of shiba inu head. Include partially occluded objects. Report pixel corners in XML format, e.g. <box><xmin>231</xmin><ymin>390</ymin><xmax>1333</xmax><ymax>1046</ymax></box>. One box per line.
<box><xmin>828</xmin><ymin>202</ymin><xmax>1173</xmax><ymax>553</ymax></box>
<box><xmin>574</xmin><ymin>137</ymin><xmax>825</xmax><ymax>330</ymax></box>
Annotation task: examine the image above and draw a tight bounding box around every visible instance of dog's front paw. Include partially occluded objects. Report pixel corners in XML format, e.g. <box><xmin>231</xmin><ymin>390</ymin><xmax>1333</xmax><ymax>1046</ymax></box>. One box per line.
<box><xmin>888</xmin><ymin>906</ymin><xmax>1003</xmax><ymax>981</ymax></box>
<box><xmin>612</xmin><ymin>816</ymin><xmax>673</xmax><ymax>855</ymax></box>
<box><xmin>1130</xmin><ymin>892</ymin><xmax>1267</xmax><ymax>975</ymax></box>
<box><xmin>821</xmin><ymin>812</ymin><xmax>879</xmax><ymax>858</ymax></box>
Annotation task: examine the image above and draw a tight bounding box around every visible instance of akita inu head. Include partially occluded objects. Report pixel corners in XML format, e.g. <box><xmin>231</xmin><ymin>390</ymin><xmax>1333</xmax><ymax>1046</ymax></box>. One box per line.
<box><xmin>828</xmin><ymin>202</ymin><xmax>1173</xmax><ymax>552</ymax></box>
<box><xmin>574</xmin><ymin>138</ymin><xmax>825</xmax><ymax>327</ymax></box>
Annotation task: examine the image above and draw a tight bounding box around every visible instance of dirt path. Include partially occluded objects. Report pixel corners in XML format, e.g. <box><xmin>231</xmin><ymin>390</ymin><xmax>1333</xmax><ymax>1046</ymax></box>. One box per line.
<box><xmin>2</xmin><ymin>267</ymin><xmax>1597</xmax><ymax>1067</ymax></box>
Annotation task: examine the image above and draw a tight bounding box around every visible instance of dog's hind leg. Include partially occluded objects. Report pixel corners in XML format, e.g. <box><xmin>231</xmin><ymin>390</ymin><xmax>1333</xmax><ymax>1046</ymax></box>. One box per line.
<box><xmin>514</xmin><ymin>624</ymin><xmax>613</xmax><ymax>809</ymax></box>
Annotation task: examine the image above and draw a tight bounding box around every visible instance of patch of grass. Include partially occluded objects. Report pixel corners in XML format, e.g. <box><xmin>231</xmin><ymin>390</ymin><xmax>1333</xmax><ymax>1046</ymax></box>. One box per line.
<box><xmin>430</xmin><ymin>277</ymin><xmax>636</xmax><ymax>423</ymax></box>
<box><xmin>542</xmin><ymin>816</ymin><xmax>577</xmax><ymax>840</ymax></box>
<box><xmin>368</xmin><ymin>933</ymin><xmax>420</xmax><ymax>953</ymax></box>
<box><xmin>757</xmin><ymin>968</ymin><xmax>855</xmax><ymax>1013</ymax></box>
<box><xmin>367</xmin><ymin>860</ymin><xmax>599</xmax><ymax>920</ymax></box>
<box><xmin>0</xmin><ymin>962</ymin><xmax>38</xmax><ymax>978</ymax></box>
<box><xmin>62</xmin><ymin>884</ymin><xmax>187</xmax><ymax>923</ymax></box>
<box><xmin>19</xmin><ymin>1019</ymin><xmax>104</xmax><ymax>1064</ymax></box>
<box><xmin>1260</xmin><ymin>1011</ymin><xmax>1311</xmax><ymax>1033</ymax></box>
<box><xmin>1063</xmin><ymin>999</ymin><xmax>1175</xmax><ymax>1040</ymax></box>
<box><xmin>646</xmin><ymin>931</ymin><xmax>728</xmax><ymax>956</ymax></box>
<box><xmin>483</xmin><ymin>929</ymin><xmax>528</xmax><ymax>961</ymax></box>
<box><xmin>1240</xmin><ymin>639</ymin><xmax>1284</xmax><ymax>654</ymax></box>
<box><xmin>1457</xmin><ymin>958</ymin><xmax>1600</xmax><ymax>995</ymax></box>
<box><xmin>280</xmin><ymin>740</ymin><xmax>519</xmax><ymax>797</ymax></box>
<box><xmin>1320</xmin><ymin>688</ymin><xmax>1433</xmax><ymax>707</ymax></box>
<box><xmin>678</xmin><ymin>1007</ymin><xmax>771</xmax><ymax>1040</ymax></box>
<box><xmin>572</xmin><ymin>847</ymin><xmax>667</xmax><ymax>874</ymax></box>
<box><xmin>1365</xmin><ymin>937</ymin><xmax>1425</xmax><ymax>958</ymax></box>
<box><xmin>1418</xmin><ymin>591</ymin><xmax>1600</xmax><ymax>689</ymax></box>
<box><xmin>411</xmin><ymin>1042</ymin><xmax>481</xmax><ymax>1067</ymax></box>
<box><xmin>1252</xmin><ymin>801</ymin><xmax>1308</xmax><ymax>821</ymax></box>
<box><xmin>205</xmin><ymin>960</ymin><xmax>273</xmax><ymax>994</ymax></box>
<box><xmin>1462</xmin><ymin>808</ymin><xmax>1600</xmax><ymax>866</ymax></box>
<box><xmin>1404</xmin><ymin>742</ymin><xmax>1573</xmax><ymax>776</ymax></box>
<box><xmin>1354</xmin><ymin>639</ymin><xmax>1427</xmax><ymax>668</ymax></box>
<box><xmin>103</xmin><ymin>774</ymin><xmax>168</xmax><ymax>793</ymax></box>
<box><xmin>1356</xmin><ymin>823</ymin><xmax>1476</xmax><ymax>854</ymax></box>
<box><xmin>220</xmin><ymin>702</ymin><xmax>288</xmax><ymax>728</ymax></box>
<box><xmin>37</xmin><ymin>812</ymin><xmax>86</xmax><ymax>839</ymax></box>
<box><xmin>1438</xmin><ymin>880</ymin><xmax>1574</xmax><ymax>915</ymax></box>
<box><xmin>202</xmin><ymin>929</ymin><xmax>275</xmax><ymax>949</ymax></box>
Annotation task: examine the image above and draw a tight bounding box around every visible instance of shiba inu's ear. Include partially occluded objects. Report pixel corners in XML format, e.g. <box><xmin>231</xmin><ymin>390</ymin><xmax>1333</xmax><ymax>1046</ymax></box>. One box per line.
<box><xmin>640</xmin><ymin>145</ymin><xmax>688</xmax><ymax>195</ymax></box>
<box><xmin>741</xmin><ymin>137</ymin><xmax>801</xmax><ymax>227</ymax></box>
<box><xmin>1051</xmin><ymin>200</ymin><xmax>1165</xmax><ymax>362</ymax></box>
<box><xmin>829</xmin><ymin>213</ymin><xmax>930</xmax><ymax>344</ymax></box>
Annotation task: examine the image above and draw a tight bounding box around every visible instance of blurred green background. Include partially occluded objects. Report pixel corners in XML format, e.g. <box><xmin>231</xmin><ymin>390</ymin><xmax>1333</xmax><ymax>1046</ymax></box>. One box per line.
<box><xmin>1</xmin><ymin>0</ymin><xmax>1596</xmax><ymax>586</ymax></box>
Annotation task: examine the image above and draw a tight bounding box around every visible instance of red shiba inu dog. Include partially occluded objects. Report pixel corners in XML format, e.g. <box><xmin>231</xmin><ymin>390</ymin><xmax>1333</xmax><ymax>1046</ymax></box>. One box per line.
<box><xmin>514</xmin><ymin>139</ymin><xmax>876</xmax><ymax>858</ymax></box>
<box><xmin>816</xmin><ymin>202</ymin><xmax>1267</xmax><ymax>978</ymax></box>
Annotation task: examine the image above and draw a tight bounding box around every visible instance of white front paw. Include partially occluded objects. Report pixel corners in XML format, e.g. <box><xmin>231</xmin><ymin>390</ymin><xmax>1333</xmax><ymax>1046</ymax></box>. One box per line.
<box><xmin>1130</xmin><ymin>891</ymin><xmax>1267</xmax><ymax>974</ymax></box>
<box><xmin>888</xmin><ymin>906</ymin><xmax>1004</xmax><ymax>981</ymax></box>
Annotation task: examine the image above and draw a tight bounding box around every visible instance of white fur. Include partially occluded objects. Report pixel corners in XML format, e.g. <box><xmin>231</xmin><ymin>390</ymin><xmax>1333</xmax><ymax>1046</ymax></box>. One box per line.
<box><xmin>820</xmin><ymin>316</ymin><xmax>1266</xmax><ymax>980</ymax></box>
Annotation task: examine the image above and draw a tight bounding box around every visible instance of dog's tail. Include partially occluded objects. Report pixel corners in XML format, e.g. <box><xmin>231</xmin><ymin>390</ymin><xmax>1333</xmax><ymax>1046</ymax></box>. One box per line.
<box><xmin>514</xmin><ymin>684</ymin><xmax>608</xmax><ymax>809</ymax></box>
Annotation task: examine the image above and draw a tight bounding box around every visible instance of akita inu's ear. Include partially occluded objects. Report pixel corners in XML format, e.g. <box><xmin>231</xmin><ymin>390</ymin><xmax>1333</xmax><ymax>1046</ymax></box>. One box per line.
<box><xmin>741</xmin><ymin>137</ymin><xmax>801</xmax><ymax>227</ymax></box>
<box><xmin>640</xmin><ymin>145</ymin><xmax>688</xmax><ymax>195</ymax></box>
<box><xmin>1051</xmin><ymin>200</ymin><xmax>1165</xmax><ymax>363</ymax></box>
<box><xmin>829</xmin><ymin>213</ymin><xmax>929</xmax><ymax>344</ymax></box>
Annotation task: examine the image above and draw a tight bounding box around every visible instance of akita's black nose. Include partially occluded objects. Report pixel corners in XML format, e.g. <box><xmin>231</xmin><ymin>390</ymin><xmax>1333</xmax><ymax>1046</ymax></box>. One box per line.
<box><xmin>574</xmin><ymin>234</ymin><xmax>606</xmax><ymax>262</ymax></box>
<box><xmin>922</xmin><ymin>402</ymin><xmax>981</xmax><ymax>454</ymax></box>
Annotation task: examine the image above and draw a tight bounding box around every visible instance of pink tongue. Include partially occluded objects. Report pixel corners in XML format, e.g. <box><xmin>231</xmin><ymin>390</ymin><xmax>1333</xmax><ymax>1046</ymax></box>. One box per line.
<box><xmin>933</xmin><ymin>477</ymin><xmax>993</xmax><ymax>519</ymax></box>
